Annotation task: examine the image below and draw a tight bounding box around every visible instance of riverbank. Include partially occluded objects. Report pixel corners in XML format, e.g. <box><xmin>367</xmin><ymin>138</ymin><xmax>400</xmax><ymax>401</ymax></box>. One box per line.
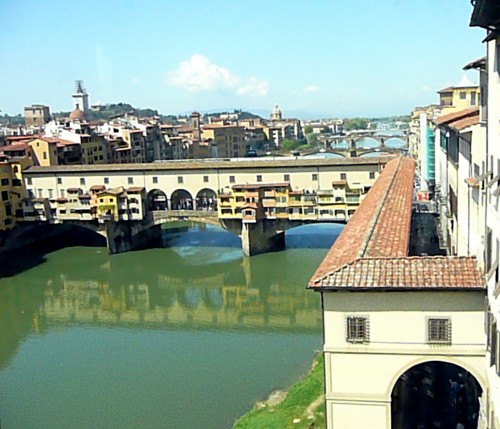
<box><xmin>232</xmin><ymin>353</ymin><xmax>325</xmax><ymax>429</ymax></box>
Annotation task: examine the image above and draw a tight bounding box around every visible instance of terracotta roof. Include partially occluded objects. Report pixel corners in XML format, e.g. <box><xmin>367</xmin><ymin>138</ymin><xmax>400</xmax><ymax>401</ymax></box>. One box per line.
<box><xmin>308</xmin><ymin>156</ymin><xmax>485</xmax><ymax>291</ymax></box>
<box><xmin>332</xmin><ymin>180</ymin><xmax>347</xmax><ymax>185</ymax></box>
<box><xmin>98</xmin><ymin>186</ymin><xmax>124</xmax><ymax>196</ymax></box>
<box><xmin>434</xmin><ymin>107</ymin><xmax>479</xmax><ymax>126</ymax></box>
<box><xmin>310</xmin><ymin>157</ymin><xmax>414</xmax><ymax>283</ymax></box>
<box><xmin>232</xmin><ymin>183</ymin><xmax>290</xmax><ymax>190</ymax></box>
<box><xmin>56</xmin><ymin>198</ymin><xmax>68</xmax><ymax>203</ymax></box>
<box><xmin>67</xmin><ymin>188</ymin><xmax>81</xmax><ymax>193</ymax></box>
<box><xmin>23</xmin><ymin>156</ymin><xmax>393</xmax><ymax>174</ymax></box>
<box><xmin>311</xmin><ymin>257</ymin><xmax>484</xmax><ymax>290</ymax></box>
<box><xmin>127</xmin><ymin>187</ymin><xmax>145</xmax><ymax>193</ymax></box>
<box><xmin>0</xmin><ymin>143</ymin><xmax>29</xmax><ymax>151</ymax></box>
<box><xmin>90</xmin><ymin>185</ymin><xmax>106</xmax><ymax>191</ymax></box>
<box><xmin>78</xmin><ymin>193</ymin><xmax>90</xmax><ymax>199</ymax></box>
<box><xmin>449</xmin><ymin>114</ymin><xmax>480</xmax><ymax>131</ymax></box>
<box><xmin>5</xmin><ymin>135</ymin><xmax>39</xmax><ymax>141</ymax></box>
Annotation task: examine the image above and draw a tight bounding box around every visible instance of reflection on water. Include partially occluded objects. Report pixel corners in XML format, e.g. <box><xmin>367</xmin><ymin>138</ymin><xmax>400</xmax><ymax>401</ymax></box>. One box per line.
<box><xmin>0</xmin><ymin>223</ymin><xmax>341</xmax><ymax>429</ymax></box>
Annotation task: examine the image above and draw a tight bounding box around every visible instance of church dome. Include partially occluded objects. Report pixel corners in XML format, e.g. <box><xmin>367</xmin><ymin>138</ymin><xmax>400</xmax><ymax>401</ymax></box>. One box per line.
<box><xmin>270</xmin><ymin>104</ymin><xmax>282</xmax><ymax>120</ymax></box>
<box><xmin>69</xmin><ymin>107</ymin><xmax>86</xmax><ymax>121</ymax></box>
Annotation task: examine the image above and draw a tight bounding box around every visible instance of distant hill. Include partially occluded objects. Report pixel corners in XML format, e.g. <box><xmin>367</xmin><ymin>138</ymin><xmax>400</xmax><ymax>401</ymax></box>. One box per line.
<box><xmin>53</xmin><ymin>103</ymin><xmax>161</xmax><ymax>121</ymax></box>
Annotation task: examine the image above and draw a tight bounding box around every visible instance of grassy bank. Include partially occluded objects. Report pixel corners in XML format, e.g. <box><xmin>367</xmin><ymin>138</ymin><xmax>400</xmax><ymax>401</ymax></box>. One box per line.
<box><xmin>232</xmin><ymin>353</ymin><xmax>325</xmax><ymax>429</ymax></box>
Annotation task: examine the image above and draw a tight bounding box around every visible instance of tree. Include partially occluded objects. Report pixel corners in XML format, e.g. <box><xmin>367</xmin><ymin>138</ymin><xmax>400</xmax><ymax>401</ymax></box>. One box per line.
<box><xmin>306</xmin><ymin>133</ymin><xmax>318</xmax><ymax>146</ymax></box>
<box><xmin>343</xmin><ymin>118</ymin><xmax>369</xmax><ymax>131</ymax></box>
<box><xmin>304</xmin><ymin>125</ymin><xmax>313</xmax><ymax>135</ymax></box>
<box><xmin>282</xmin><ymin>139</ymin><xmax>300</xmax><ymax>151</ymax></box>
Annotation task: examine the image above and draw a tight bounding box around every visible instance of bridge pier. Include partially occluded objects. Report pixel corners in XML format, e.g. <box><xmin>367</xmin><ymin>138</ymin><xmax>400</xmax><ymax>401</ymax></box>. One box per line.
<box><xmin>241</xmin><ymin>221</ymin><xmax>285</xmax><ymax>256</ymax></box>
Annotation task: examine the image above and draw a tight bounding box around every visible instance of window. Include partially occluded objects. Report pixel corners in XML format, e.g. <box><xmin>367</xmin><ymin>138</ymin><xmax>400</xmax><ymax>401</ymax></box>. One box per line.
<box><xmin>128</xmin><ymin>177</ymin><xmax>134</xmax><ymax>185</ymax></box>
<box><xmin>43</xmin><ymin>152</ymin><xmax>47</xmax><ymax>160</ymax></box>
<box><xmin>471</xmin><ymin>92</ymin><xmax>477</xmax><ymax>106</ymax></box>
<box><xmin>153</xmin><ymin>176</ymin><xmax>158</xmax><ymax>184</ymax></box>
<box><xmin>203</xmin><ymin>176</ymin><xmax>209</xmax><ymax>183</ymax></box>
<box><xmin>284</xmin><ymin>174</ymin><xmax>290</xmax><ymax>182</ymax></box>
<box><xmin>27</xmin><ymin>177</ymin><xmax>32</xmax><ymax>185</ymax></box>
<box><xmin>57</xmin><ymin>178</ymin><xmax>62</xmax><ymax>185</ymax></box>
<box><xmin>80</xmin><ymin>178</ymin><xmax>85</xmax><ymax>185</ymax></box>
<box><xmin>460</xmin><ymin>91</ymin><xmax>466</xmax><ymax>100</ymax></box>
<box><xmin>1</xmin><ymin>178</ymin><xmax>9</xmax><ymax>186</ymax></box>
<box><xmin>369</xmin><ymin>172</ymin><xmax>375</xmax><ymax>179</ymax></box>
<box><xmin>312</xmin><ymin>174</ymin><xmax>318</xmax><ymax>181</ymax></box>
<box><xmin>104</xmin><ymin>177</ymin><xmax>109</xmax><ymax>184</ymax></box>
<box><xmin>346</xmin><ymin>316</ymin><xmax>369</xmax><ymax>343</ymax></box>
<box><xmin>229</xmin><ymin>176</ymin><xmax>235</xmax><ymax>184</ymax></box>
<box><xmin>256</xmin><ymin>175</ymin><xmax>262</xmax><ymax>182</ymax></box>
<box><xmin>1</xmin><ymin>190</ymin><xmax>7</xmax><ymax>201</ymax></box>
<box><xmin>427</xmin><ymin>318</ymin><xmax>452</xmax><ymax>344</ymax></box>
<box><xmin>48</xmin><ymin>189</ymin><xmax>53</xmax><ymax>199</ymax></box>
<box><xmin>178</xmin><ymin>176</ymin><xmax>183</xmax><ymax>184</ymax></box>
<box><xmin>341</xmin><ymin>173</ymin><xmax>347</xmax><ymax>180</ymax></box>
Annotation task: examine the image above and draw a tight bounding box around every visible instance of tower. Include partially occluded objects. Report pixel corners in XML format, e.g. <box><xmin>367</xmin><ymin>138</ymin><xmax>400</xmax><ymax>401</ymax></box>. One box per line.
<box><xmin>72</xmin><ymin>80</ymin><xmax>89</xmax><ymax>113</ymax></box>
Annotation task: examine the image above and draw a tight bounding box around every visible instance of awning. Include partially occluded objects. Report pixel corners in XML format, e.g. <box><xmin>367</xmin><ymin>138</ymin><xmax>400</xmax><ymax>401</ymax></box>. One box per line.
<box><xmin>463</xmin><ymin>56</ymin><xmax>487</xmax><ymax>70</ymax></box>
<box><xmin>492</xmin><ymin>186</ymin><xmax>500</xmax><ymax>198</ymax></box>
<box><xmin>465</xmin><ymin>177</ymin><xmax>480</xmax><ymax>187</ymax></box>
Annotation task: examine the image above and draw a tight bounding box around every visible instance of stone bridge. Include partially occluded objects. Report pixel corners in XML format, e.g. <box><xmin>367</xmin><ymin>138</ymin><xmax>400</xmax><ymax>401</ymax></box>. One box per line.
<box><xmin>104</xmin><ymin>209</ymin><xmax>347</xmax><ymax>256</ymax></box>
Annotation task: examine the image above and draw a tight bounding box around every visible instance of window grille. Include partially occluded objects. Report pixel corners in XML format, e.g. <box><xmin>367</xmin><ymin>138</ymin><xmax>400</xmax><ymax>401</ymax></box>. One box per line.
<box><xmin>427</xmin><ymin>317</ymin><xmax>452</xmax><ymax>344</ymax></box>
<box><xmin>346</xmin><ymin>316</ymin><xmax>369</xmax><ymax>343</ymax></box>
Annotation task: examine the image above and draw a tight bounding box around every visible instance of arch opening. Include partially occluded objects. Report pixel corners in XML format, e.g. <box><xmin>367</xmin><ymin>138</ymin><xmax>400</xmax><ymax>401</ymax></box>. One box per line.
<box><xmin>171</xmin><ymin>189</ymin><xmax>194</xmax><ymax>210</ymax></box>
<box><xmin>391</xmin><ymin>361</ymin><xmax>482</xmax><ymax>429</ymax></box>
<box><xmin>195</xmin><ymin>188</ymin><xmax>217</xmax><ymax>211</ymax></box>
<box><xmin>147</xmin><ymin>189</ymin><xmax>168</xmax><ymax>211</ymax></box>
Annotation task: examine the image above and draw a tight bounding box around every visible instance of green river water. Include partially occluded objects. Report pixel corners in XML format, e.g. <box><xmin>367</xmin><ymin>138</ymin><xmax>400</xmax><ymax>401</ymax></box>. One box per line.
<box><xmin>0</xmin><ymin>223</ymin><xmax>342</xmax><ymax>429</ymax></box>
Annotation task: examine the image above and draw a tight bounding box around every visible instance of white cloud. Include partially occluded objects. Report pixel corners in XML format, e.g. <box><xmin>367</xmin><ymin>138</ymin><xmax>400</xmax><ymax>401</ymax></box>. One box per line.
<box><xmin>304</xmin><ymin>85</ymin><xmax>320</xmax><ymax>93</ymax></box>
<box><xmin>167</xmin><ymin>54</ymin><xmax>268</xmax><ymax>97</ymax></box>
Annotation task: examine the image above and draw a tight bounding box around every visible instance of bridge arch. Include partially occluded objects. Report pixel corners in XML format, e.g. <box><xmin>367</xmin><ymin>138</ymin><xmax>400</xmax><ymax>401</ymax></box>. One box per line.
<box><xmin>384</xmin><ymin>137</ymin><xmax>407</xmax><ymax>148</ymax></box>
<box><xmin>171</xmin><ymin>189</ymin><xmax>194</xmax><ymax>210</ymax></box>
<box><xmin>202</xmin><ymin>288</ymin><xmax>224</xmax><ymax>309</ymax></box>
<box><xmin>389</xmin><ymin>358</ymin><xmax>483</xmax><ymax>429</ymax></box>
<box><xmin>176</xmin><ymin>286</ymin><xmax>200</xmax><ymax>309</ymax></box>
<box><xmin>355</xmin><ymin>136</ymin><xmax>380</xmax><ymax>148</ymax></box>
<box><xmin>147</xmin><ymin>188</ymin><xmax>169</xmax><ymax>211</ymax></box>
<box><xmin>195</xmin><ymin>188</ymin><xmax>217</xmax><ymax>211</ymax></box>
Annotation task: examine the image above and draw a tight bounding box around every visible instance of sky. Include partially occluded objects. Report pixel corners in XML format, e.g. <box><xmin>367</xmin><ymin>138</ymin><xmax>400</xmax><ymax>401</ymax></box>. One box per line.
<box><xmin>0</xmin><ymin>0</ymin><xmax>487</xmax><ymax>119</ymax></box>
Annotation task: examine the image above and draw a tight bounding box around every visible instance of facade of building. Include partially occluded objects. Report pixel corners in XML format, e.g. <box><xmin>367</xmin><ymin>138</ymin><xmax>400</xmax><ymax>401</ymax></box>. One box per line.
<box><xmin>21</xmin><ymin>158</ymin><xmax>386</xmax><ymax>224</ymax></box>
<box><xmin>469</xmin><ymin>2</ymin><xmax>500</xmax><ymax>427</ymax></box>
<box><xmin>201</xmin><ymin>125</ymin><xmax>247</xmax><ymax>158</ymax></box>
<box><xmin>438</xmin><ymin>76</ymin><xmax>480</xmax><ymax>115</ymax></box>
<box><xmin>24</xmin><ymin>105</ymin><xmax>51</xmax><ymax>128</ymax></box>
<box><xmin>308</xmin><ymin>156</ymin><xmax>487</xmax><ymax>429</ymax></box>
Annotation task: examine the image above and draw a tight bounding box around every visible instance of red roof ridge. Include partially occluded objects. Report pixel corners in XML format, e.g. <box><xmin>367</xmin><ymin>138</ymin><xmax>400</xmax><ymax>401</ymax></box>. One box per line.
<box><xmin>309</xmin><ymin>157</ymin><xmax>414</xmax><ymax>283</ymax></box>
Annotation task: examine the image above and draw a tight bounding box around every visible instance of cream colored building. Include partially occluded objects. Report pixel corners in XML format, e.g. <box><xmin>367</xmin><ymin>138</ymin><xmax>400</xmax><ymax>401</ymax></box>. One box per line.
<box><xmin>438</xmin><ymin>75</ymin><xmax>480</xmax><ymax>115</ymax></box>
<box><xmin>22</xmin><ymin>157</ymin><xmax>384</xmax><ymax>208</ymax></box>
<box><xmin>470</xmin><ymin>3</ymin><xmax>500</xmax><ymax>427</ymax></box>
<box><xmin>308</xmin><ymin>157</ymin><xmax>486</xmax><ymax>428</ymax></box>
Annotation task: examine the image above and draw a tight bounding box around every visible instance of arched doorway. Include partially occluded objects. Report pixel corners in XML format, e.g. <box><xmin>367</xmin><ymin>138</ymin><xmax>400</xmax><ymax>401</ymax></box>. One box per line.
<box><xmin>391</xmin><ymin>361</ymin><xmax>482</xmax><ymax>429</ymax></box>
<box><xmin>195</xmin><ymin>188</ymin><xmax>217</xmax><ymax>211</ymax></box>
<box><xmin>171</xmin><ymin>189</ymin><xmax>193</xmax><ymax>210</ymax></box>
<box><xmin>147</xmin><ymin>189</ymin><xmax>168</xmax><ymax>211</ymax></box>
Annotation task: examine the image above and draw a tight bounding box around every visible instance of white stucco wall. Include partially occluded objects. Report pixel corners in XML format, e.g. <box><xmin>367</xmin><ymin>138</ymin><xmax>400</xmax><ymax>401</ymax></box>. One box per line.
<box><xmin>321</xmin><ymin>290</ymin><xmax>486</xmax><ymax>429</ymax></box>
